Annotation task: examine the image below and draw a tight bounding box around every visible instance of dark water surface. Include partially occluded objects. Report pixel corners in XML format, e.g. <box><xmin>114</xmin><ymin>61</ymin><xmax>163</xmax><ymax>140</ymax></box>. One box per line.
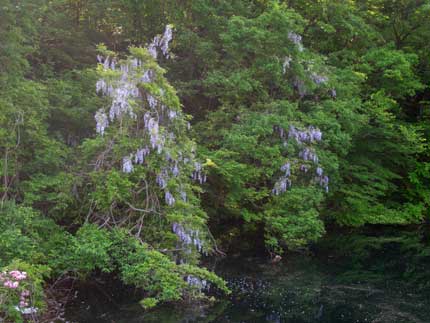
<box><xmin>65</xmin><ymin>233</ymin><xmax>430</xmax><ymax>323</ymax></box>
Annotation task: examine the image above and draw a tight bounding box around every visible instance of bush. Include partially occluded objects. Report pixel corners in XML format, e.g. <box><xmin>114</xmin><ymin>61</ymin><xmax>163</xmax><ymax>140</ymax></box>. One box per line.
<box><xmin>0</xmin><ymin>260</ymin><xmax>49</xmax><ymax>322</ymax></box>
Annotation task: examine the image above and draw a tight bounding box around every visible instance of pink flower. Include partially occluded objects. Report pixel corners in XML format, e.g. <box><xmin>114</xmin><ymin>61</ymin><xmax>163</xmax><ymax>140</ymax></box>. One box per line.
<box><xmin>3</xmin><ymin>280</ymin><xmax>18</xmax><ymax>288</ymax></box>
<box><xmin>8</xmin><ymin>270</ymin><xmax>26</xmax><ymax>281</ymax></box>
<box><xmin>9</xmin><ymin>270</ymin><xmax>20</xmax><ymax>278</ymax></box>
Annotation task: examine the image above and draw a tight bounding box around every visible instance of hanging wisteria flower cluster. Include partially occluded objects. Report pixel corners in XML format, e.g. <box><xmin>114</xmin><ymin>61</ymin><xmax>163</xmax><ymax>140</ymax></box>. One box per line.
<box><xmin>288</xmin><ymin>125</ymin><xmax>322</xmax><ymax>144</ymax></box>
<box><xmin>272</xmin><ymin>124</ymin><xmax>329</xmax><ymax>194</ymax></box>
<box><xmin>192</xmin><ymin>161</ymin><xmax>207</xmax><ymax>184</ymax></box>
<box><xmin>288</xmin><ymin>31</ymin><xmax>304</xmax><ymax>52</ymax></box>
<box><xmin>310</xmin><ymin>72</ymin><xmax>328</xmax><ymax>85</ymax></box>
<box><xmin>186</xmin><ymin>275</ymin><xmax>208</xmax><ymax>290</ymax></box>
<box><xmin>147</xmin><ymin>25</ymin><xmax>173</xmax><ymax>59</ymax></box>
<box><xmin>282</xmin><ymin>31</ymin><xmax>334</xmax><ymax>98</ymax></box>
<box><xmin>95</xmin><ymin>109</ymin><xmax>109</xmax><ymax>135</ymax></box>
<box><xmin>282</xmin><ymin>56</ymin><xmax>292</xmax><ymax>74</ymax></box>
<box><xmin>172</xmin><ymin>222</ymin><xmax>205</xmax><ymax>253</ymax></box>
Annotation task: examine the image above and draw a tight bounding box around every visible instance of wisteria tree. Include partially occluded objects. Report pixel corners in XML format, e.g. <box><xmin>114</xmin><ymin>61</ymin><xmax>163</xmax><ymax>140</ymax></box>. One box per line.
<box><xmin>88</xmin><ymin>27</ymin><xmax>207</xmax><ymax>253</ymax></box>
<box><xmin>73</xmin><ymin>26</ymin><xmax>227</xmax><ymax>305</ymax></box>
<box><xmin>190</xmin><ymin>3</ymin><xmax>354</xmax><ymax>254</ymax></box>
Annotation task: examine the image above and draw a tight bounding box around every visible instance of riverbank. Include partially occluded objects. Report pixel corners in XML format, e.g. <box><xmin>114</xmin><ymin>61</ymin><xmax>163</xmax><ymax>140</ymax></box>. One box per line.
<box><xmin>63</xmin><ymin>228</ymin><xmax>430</xmax><ymax>323</ymax></box>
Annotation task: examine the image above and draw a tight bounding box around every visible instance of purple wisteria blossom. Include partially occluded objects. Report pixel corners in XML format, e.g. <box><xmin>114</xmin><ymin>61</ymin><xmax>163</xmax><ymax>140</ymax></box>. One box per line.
<box><xmin>272</xmin><ymin>177</ymin><xmax>292</xmax><ymax>195</ymax></box>
<box><xmin>122</xmin><ymin>156</ymin><xmax>133</xmax><ymax>173</ymax></box>
<box><xmin>165</xmin><ymin>191</ymin><xmax>175</xmax><ymax>206</ymax></box>
<box><xmin>280</xmin><ymin>162</ymin><xmax>291</xmax><ymax>176</ymax></box>
<box><xmin>95</xmin><ymin>109</ymin><xmax>108</xmax><ymax>135</ymax></box>
<box><xmin>272</xmin><ymin>123</ymin><xmax>329</xmax><ymax>194</ymax></box>
<box><xmin>172</xmin><ymin>222</ymin><xmax>204</xmax><ymax>252</ymax></box>
<box><xmin>310</xmin><ymin>72</ymin><xmax>328</xmax><ymax>85</ymax></box>
<box><xmin>282</xmin><ymin>56</ymin><xmax>292</xmax><ymax>74</ymax></box>
<box><xmin>186</xmin><ymin>276</ymin><xmax>208</xmax><ymax>290</ymax></box>
<box><xmin>147</xmin><ymin>25</ymin><xmax>173</xmax><ymax>59</ymax></box>
<box><xmin>192</xmin><ymin>162</ymin><xmax>207</xmax><ymax>184</ymax></box>
<box><xmin>288</xmin><ymin>125</ymin><xmax>322</xmax><ymax>144</ymax></box>
<box><xmin>288</xmin><ymin>31</ymin><xmax>304</xmax><ymax>52</ymax></box>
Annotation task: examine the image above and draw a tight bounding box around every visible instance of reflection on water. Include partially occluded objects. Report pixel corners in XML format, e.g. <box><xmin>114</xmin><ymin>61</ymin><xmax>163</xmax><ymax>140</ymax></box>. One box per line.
<box><xmin>65</xmin><ymin>232</ymin><xmax>430</xmax><ymax>323</ymax></box>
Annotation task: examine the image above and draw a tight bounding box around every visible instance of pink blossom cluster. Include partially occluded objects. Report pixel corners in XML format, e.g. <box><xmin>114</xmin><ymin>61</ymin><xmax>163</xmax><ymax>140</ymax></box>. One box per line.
<box><xmin>0</xmin><ymin>270</ymin><xmax>27</xmax><ymax>289</ymax></box>
<box><xmin>19</xmin><ymin>289</ymin><xmax>30</xmax><ymax>308</ymax></box>
<box><xmin>1</xmin><ymin>270</ymin><xmax>34</xmax><ymax>311</ymax></box>
<box><xmin>3</xmin><ymin>280</ymin><xmax>19</xmax><ymax>289</ymax></box>
<box><xmin>9</xmin><ymin>270</ymin><xmax>27</xmax><ymax>281</ymax></box>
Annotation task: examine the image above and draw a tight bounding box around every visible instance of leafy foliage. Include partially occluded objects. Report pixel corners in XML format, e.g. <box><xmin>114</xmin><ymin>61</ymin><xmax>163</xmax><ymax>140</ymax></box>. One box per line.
<box><xmin>1</xmin><ymin>0</ymin><xmax>429</xmax><ymax>318</ymax></box>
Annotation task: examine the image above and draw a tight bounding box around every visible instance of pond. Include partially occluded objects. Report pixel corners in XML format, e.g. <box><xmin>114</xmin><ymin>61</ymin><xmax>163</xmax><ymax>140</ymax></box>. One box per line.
<box><xmin>65</xmin><ymin>231</ymin><xmax>430</xmax><ymax>323</ymax></box>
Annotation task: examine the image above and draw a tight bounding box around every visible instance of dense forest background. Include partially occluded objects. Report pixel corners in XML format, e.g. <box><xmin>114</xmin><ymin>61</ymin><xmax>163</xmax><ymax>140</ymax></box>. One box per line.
<box><xmin>0</xmin><ymin>0</ymin><xmax>429</xmax><ymax>321</ymax></box>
